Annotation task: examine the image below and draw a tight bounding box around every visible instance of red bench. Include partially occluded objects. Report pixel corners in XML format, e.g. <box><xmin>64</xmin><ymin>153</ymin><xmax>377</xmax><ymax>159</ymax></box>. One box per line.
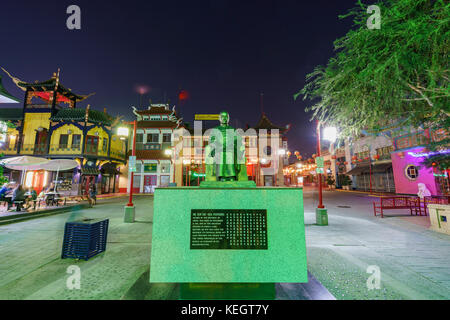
<box><xmin>373</xmin><ymin>196</ymin><xmax>422</xmax><ymax>218</ymax></box>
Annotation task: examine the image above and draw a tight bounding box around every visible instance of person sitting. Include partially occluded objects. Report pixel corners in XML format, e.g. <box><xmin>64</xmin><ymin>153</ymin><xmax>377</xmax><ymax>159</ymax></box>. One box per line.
<box><xmin>25</xmin><ymin>187</ymin><xmax>38</xmax><ymax>210</ymax></box>
<box><xmin>11</xmin><ymin>185</ymin><xmax>26</xmax><ymax>211</ymax></box>
<box><xmin>0</xmin><ymin>183</ymin><xmax>11</xmax><ymax>201</ymax></box>
<box><xmin>44</xmin><ymin>183</ymin><xmax>56</xmax><ymax>205</ymax></box>
<box><xmin>0</xmin><ymin>183</ymin><xmax>13</xmax><ymax>209</ymax></box>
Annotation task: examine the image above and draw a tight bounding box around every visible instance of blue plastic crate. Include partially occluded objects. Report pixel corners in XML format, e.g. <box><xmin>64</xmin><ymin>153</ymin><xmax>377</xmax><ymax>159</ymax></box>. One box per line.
<box><xmin>61</xmin><ymin>218</ymin><xmax>109</xmax><ymax>261</ymax></box>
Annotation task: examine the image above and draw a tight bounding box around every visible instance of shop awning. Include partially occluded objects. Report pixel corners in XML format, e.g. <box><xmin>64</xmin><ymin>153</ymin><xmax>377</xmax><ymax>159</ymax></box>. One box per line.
<box><xmin>346</xmin><ymin>165</ymin><xmax>369</xmax><ymax>175</ymax></box>
<box><xmin>346</xmin><ymin>163</ymin><xmax>392</xmax><ymax>175</ymax></box>
<box><xmin>81</xmin><ymin>167</ymin><xmax>100</xmax><ymax>175</ymax></box>
<box><xmin>372</xmin><ymin>162</ymin><xmax>392</xmax><ymax>173</ymax></box>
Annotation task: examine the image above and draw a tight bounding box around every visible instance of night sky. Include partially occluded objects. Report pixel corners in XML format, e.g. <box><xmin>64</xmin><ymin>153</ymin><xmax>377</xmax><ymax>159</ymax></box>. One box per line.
<box><xmin>0</xmin><ymin>0</ymin><xmax>357</xmax><ymax>158</ymax></box>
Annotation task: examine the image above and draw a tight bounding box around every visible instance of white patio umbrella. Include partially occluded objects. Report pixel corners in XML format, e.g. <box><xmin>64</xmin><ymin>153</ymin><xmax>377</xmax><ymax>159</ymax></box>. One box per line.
<box><xmin>1</xmin><ymin>156</ymin><xmax>50</xmax><ymax>184</ymax></box>
<box><xmin>38</xmin><ymin>159</ymin><xmax>79</xmax><ymax>192</ymax></box>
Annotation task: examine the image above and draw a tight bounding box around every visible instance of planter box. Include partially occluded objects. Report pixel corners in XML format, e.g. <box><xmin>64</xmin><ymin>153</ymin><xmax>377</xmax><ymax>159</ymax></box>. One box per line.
<box><xmin>428</xmin><ymin>204</ymin><xmax>450</xmax><ymax>235</ymax></box>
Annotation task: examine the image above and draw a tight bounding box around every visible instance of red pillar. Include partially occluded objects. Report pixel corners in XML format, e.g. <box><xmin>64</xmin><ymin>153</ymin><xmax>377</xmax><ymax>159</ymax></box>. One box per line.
<box><xmin>127</xmin><ymin>120</ymin><xmax>137</xmax><ymax>207</ymax></box>
<box><xmin>316</xmin><ymin>120</ymin><xmax>324</xmax><ymax>209</ymax></box>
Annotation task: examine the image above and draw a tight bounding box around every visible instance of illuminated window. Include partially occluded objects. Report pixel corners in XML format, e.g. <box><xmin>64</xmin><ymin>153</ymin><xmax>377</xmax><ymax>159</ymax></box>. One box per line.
<box><xmin>25</xmin><ymin>172</ymin><xmax>34</xmax><ymax>188</ymax></box>
<box><xmin>405</xmin><ymin>165</ymin><xmax>419</xmax><ymax>180</ymax></box>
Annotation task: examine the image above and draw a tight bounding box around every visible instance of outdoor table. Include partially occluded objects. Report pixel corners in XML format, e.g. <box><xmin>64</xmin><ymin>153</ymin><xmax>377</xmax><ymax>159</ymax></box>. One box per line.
<box><xmin>45</xmin><ymin>192</ymin><xmax>61</xmax><ymax>206</ymax></box>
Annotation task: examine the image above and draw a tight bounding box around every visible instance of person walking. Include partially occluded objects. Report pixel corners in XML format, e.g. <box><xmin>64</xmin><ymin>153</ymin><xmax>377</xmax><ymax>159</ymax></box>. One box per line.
<box><xmin>89</xmin><ymin>181</ymin><xmax>97</xmax><ymax>207</ymax></box>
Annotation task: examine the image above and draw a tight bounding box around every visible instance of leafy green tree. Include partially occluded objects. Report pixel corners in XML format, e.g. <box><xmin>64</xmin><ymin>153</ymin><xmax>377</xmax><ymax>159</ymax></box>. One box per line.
<box><xmin>296</xmin><ymin>0</ymin><xmax>449</xmax><ymax>169</ymax></box>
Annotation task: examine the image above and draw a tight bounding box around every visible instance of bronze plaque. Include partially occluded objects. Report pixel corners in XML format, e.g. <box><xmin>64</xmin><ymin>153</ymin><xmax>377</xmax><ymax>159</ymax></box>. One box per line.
<box><xmin>190</xmin><ymin>209</ymin><xmax>267</xmax><ymax>250</ymax></box>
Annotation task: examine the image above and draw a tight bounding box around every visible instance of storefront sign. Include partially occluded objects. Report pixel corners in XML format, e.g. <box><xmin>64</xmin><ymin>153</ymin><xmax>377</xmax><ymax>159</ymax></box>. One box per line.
<box><xmin>194</xmin><ymin>114</ymin><xmax>220</xmax><ymax>121</ymax></box>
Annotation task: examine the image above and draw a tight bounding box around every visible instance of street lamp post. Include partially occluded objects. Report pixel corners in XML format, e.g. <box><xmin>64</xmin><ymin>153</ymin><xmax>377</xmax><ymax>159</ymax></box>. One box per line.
<box><xmin>315</xmin><ymin>121</ymin><xmax>337</xmax><ymax>226</ymax></box>
<box><xmin>316</xmin><ymin>120</ymin><xmax>324</xmax><ymax>209</ymax></box>
<box><xmin>123</xmin><ymin>120</ymin><xmax>137</xmax><ymax>223</ymax></box>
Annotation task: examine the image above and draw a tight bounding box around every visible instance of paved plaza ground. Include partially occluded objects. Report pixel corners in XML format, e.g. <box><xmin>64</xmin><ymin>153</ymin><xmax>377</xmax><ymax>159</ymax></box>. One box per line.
<box><xmin>0</xmin><ymin>188</ymin><xmax>448</xmax><ymax>300</ymax></box>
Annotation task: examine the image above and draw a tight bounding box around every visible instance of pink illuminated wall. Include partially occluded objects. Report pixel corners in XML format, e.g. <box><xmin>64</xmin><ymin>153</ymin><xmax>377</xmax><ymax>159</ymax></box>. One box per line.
<box><xmin>391</xmin><ymin>147</ymin><xmax>439</xmax><ymax>195</ymax></box>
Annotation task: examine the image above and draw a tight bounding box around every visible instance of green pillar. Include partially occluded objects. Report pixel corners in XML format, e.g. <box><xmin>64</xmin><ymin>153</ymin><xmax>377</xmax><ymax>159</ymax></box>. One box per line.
<box><xmin>316</xmin><ymin>208</ymin><xmax>328</xmax><ymax>226</ymax></box>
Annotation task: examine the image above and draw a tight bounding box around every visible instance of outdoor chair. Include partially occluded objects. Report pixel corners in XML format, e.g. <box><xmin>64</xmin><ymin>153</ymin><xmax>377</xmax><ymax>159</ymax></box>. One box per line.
<box><xmin>13</xmin><ymin>200</ymin><xmax>25</xmax><ymax>212</ymax></box>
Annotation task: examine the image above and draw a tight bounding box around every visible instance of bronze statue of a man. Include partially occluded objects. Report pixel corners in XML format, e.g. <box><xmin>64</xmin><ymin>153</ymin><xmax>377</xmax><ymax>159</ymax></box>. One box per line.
<box><xmin>204</xmin><ymin>111</ymin><xmax>248</xmax><ymax>182</ymax></box>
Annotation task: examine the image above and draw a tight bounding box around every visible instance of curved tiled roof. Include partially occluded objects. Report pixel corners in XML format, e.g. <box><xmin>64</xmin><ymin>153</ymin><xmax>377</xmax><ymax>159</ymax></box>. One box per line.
<box><xmin>128</xmin><ymin>149</ymin><xmax>171</xmax><ymax>160</ymax></box>
<box><xmin>0</xmin><ymin>108</ymin><xmax>23</xmax><ymax>121</ymax></box>
<box><xmin>137</xmin><ymin>120</ymin><xmax>178</xmax><ymax>128</ymax></box>
<box><xmin>253</xmin><ymin>113</ymin><xmax>290</xmax><ymax>134</ymax></box>
<box><xmin>136</xmin><ymin>106</ymin><xmax>172</xmax><ymax>115</ymax></box>
<box><xmin>50</xmin><ymin>108</ymin><xmax>112</xmax><ymax>125</ymax></box>
<box><xmin>0</xmin><ymin>76</ymin><xmax>20</xmax><ymax>103</ymax></box>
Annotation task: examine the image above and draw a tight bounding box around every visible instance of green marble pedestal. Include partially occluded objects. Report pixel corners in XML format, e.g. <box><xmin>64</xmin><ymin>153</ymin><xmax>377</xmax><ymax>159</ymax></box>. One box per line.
<box><xmin>149</xmin><ymin>186</ymin><xmax>307</xmax><ymax>299</ymax></box>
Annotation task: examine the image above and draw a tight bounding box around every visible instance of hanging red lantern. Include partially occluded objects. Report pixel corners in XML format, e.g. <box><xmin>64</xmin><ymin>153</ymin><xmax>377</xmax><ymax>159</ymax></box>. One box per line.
<box><xmin>364</xmin><ymin>157</ymin><xmax>369</xmax><ymax>160</ymax></box>
<box><xmin>331</xmin><ymin>155</ymin><xmax>337</xmax><ymax>159</ymax></box>
<box><xmin>352</xmin><ymin>155</ymin><xmax>357</xmax><ymax>160</ymax></box>
<box><xmin>344</xmin><ymin>161</ymin><xmax>348</xmax><ymax>165</ymax></box>
<box><xmin>358</xmin><ymin>159</ymin><xmax>363</xmax><ymax>162</ymax></box>
<box><xmin>336</xmin><ymin>162</ymin><xmax>341</xmax><ymax>166</ymax></box>
<box><xmin>294</xmin><ymin>151</ymin><xmax>300</xmax><ymax>156</ymax></box>
<box><xmin>374</xmin><ymin>155</ymin><xmax>380</xmax><ymax>160</ymax></box>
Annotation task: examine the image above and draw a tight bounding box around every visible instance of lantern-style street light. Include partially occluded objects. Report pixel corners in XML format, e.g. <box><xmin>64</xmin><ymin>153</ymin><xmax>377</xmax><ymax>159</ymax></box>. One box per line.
<box><xmin>122</xmin><ymin>120</ymin><xmax>137</xmax><ymax>223</ymax></box>
<box><xmin>315</xmin><ymin>121</ymin><xmax>338</xmax><ymax>226</ymax></box>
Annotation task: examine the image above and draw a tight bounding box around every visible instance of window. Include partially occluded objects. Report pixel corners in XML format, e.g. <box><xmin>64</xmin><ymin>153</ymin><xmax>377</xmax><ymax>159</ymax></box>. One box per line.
<box><xmin>144</xmin><ymin>163</ymin><xmax>157</xmax><ymax>173</ymax></box>
<box><xmin>59</xmin><ymin>134</ymin><xmax>69</xmax><ymax>148</ymax></box>
<box><xmin>102</xmin><ymin>138</ymin><xmax>108</xmax><ymax>152</ymax></box>
<box><xmin>405</xmin><ymin>165</ymin><xmax>419</xmax><ymax>180</ymax></box>
<box><xmin>162</xmin><ymin>133</ymin><xmax>171</xmax><ymax>143</ymax></box>
<box><xmin>132</xmin><ymin>175</ymin><xmax>141</xmax><ymax>188</ymax></box>
<box><xmin>148</xmin><ymin>133</ymin><xmax>159</xmax><ymax>143</ymax></box>
<box><xmin>150</xmin><ymin>115</ymin><xmax>161</xmax><ymax>121</ymax></box>
<box><xmin>162</xmin><ymin>116</ymin><xmax>168</xmax><ymax>120</ymax></box>
<box><xmin>160</xmin><ymin>163</ymin><xmax>171</xmax><ymax>173</ymax></box>
<box><xmin>72</xmin><ymin>134</ymin><xmax>81</xmax><ymax>148</ymax></box>
<box><xmin>136</xmin><ymin>133</ymin><xmax>143</xmax><ymax>143</ymax></box>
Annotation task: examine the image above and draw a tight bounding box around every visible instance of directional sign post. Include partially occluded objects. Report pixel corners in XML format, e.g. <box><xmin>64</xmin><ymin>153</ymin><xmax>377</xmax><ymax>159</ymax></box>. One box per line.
<box><xmin>129</xmin><ymin>156</ymin><xmax>136</xmax><ymax>173</ymax></box>
<box><xmin>315</xmin><ymin>156</ymin><xmax>324</xmax><ymax>168</ymax></box>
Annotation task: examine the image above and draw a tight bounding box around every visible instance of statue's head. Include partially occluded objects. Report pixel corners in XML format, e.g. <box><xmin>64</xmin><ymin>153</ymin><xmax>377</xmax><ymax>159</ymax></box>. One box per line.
<box><xmin>219</xmin><ymin>111</ymin><xmax>229</xmax><ymax>125</ymax></box>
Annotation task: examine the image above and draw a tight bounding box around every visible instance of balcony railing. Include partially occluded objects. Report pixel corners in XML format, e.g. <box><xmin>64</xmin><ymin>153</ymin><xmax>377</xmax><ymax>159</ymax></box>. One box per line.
<box><xmin>5</xmin><ymin>143</ymin><xmax>126</xmax><ymax>161</ymax></box>
<box><xmin>0</xmin><ymin>145</ymin><xmax>17</xmax><ymax>153</ymax></box>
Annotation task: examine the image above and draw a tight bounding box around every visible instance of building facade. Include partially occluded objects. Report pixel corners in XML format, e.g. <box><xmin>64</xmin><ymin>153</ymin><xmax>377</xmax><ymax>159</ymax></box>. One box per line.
<box><xmin>127</xmin><ymin>103</ymin><xmax>182</xmax><ymax>193</ymax></box>
<box><xmin>0</xmin><ymin>70</ymin><xmax>128</xmax><ymax>195</ymax></box>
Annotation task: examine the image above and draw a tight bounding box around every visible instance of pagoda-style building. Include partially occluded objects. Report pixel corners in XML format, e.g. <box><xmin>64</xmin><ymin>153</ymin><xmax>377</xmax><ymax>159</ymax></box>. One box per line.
<box><xmin>0</xmin><ymin>69</ymin><xmax>128</xmax><ymax>195</ymax></box>
<box><xmin>128</xmin><ymin>103</ymin><xmax>183</xmax><ymax>193</ymax></box>
<box><xmin>249</xmin><ymin>113</ymin><xmax>290</xmax><ymax>186</ymax></box>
